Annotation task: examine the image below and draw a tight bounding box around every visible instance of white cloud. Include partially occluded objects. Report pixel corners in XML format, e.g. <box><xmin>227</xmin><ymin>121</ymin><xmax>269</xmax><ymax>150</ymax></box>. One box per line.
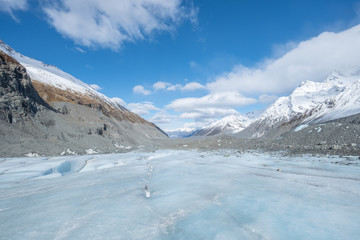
<box><xmin>149</xmin><ymin>111</ymin><xmax>176</xmax><ymax>123</ymax></box>
<box><xmin>75</xmin><ymin>46</ymin><xmax>86</xmax><ymax>53</ymax></box>
<box><xmin>0</xmin><ymin>0</ymin><xmax>27</xmax><ymax>20</ymax></box>
<box><xmin>166</xmin><ymin>84</ymin><xmax>181</xmax><ymax>91</ymax></box>
<box><xmin>153</xmin><ymin>81</ymin><xmax>181</xmax><ymax>91</ymax></box>
<box><xmin>179</xmin><ymin>108</ymin><xmax>238</xmax><ymax>120</ymax></box>
<box><xmin>166</xmin><ymin>92</ymin><xmax>256</xmax><ymax>122</ymax></box>
<box><xmin>258</xmin><ymin>94</ymin><xmax>278</xmax><ymax>104</ymax></box>
<box><xmin>89</xmin><ymin>84</ymin><xmax>102</xmax><ymax>91</ymax></box>
<box><xmin>43</xmin><ymin>0</ymin><xmax>197</xmax><ymax>49</ymax></box>
<box><xmin>181</xmin><ymin>82</ymin><xmax>206</xmax><ymax>91</ymax></box>
<box><xmin>271</xmin><ymin>41</ymin><xmax>297</xmax><ymax>59</ymax></box>
<box><xmin>127</xmin><ymin>102</ymin><xmax>159</xmax><ymax>115</ymax></box>
<box><xmin>111</xmin><ymin>97</ymin><xmax>127</xmax><ymax>106</ymax></box>
<box><xmin>166</xmin><ymin>92</ymin><xmax>257</xmax><ymax>111</ymax></box>
<box><xmin>208</xmin><ymin>24</ymin><xmax>360</xmax><ymax>95</ymax></box>
<box><xmin>133</xmin><ymin>85</ymin><xmax>151</xmax><ymax>95</ymax></box>
<box><xmin>153</xmin><ymin>81</ymin><xmax>169</xmax><ymax>90</ymax></box>
<box><xmin>138</xmin><ymin>81</ymin><xmax>205</xmax><ymax>94</ymax></box>
<box><xmin>111</xmin><ymin>98</ymin><xmax>160</xmax><ymax>118</ymax></box>
<box><xmin>0</xmin><ymin>0</ymin><xmax>27</xmax><ymax>12</ymax></box>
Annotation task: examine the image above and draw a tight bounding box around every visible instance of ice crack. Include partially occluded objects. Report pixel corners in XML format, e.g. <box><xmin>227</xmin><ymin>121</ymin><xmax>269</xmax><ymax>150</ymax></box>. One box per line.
<box><xmin>143</xmin><ymin>157</ymin><xmax>153</xmax><ymax>198</ymax></box>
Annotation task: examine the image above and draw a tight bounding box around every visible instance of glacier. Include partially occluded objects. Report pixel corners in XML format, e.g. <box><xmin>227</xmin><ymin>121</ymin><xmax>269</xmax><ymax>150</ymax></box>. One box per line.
<box><xmin>0</xmin><ymin>150</ymin><xmax>359</xmax><ymax>240</ymax></box>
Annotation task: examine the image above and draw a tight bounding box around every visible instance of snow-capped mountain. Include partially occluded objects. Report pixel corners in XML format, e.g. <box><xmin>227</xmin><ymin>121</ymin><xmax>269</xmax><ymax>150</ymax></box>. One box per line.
<box><xmin>0</xmin><ymin>40</ymin><xmax>166</xmax><ymax>128</ymax></box>
<box><xmin>165</xmin><ymin>71</ymin><xmax>360</xmax><ymax>140</ymax></box>
<box><xmin>0</xmin><ymin>41</ymin><xmax>167</xmax><ymax>157</ymax></box>
<box><xmin>191</xmin><ymin>114</ymin><xmax>255</xmax><ymax>137</ymax></box>
<box><xmin>0</xmin><ymin>40</ymin><xmax>119</xmax><ymax>109</ymax></box>
<box><xmin>165</xmin><ymin>128</ymin><xmax>195</xmax><ymax>138</ymax></box>
<box><xmin>240</xmin><ymin>72</ymin><xmax>360</xmax><ymax>138</ymax></box>
<box><xmin>310</xmin><ymin>78</ymin><xmax>360</xmax><ymax>123</ymax></box>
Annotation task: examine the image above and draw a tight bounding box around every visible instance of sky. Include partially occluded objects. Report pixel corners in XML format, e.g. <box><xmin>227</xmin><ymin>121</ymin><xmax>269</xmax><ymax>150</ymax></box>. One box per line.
<box><xmin>1</xmin><ymin>0</ymin><xmax>360</xmax><ymax>131</ymax></box>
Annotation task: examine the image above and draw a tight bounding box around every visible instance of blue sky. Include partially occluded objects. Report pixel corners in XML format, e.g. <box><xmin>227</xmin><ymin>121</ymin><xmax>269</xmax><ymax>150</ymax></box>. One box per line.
<box><xmin>1</xmin><ymin>0</ymin><xmax>360</xmax><ymax>130</ymax></box>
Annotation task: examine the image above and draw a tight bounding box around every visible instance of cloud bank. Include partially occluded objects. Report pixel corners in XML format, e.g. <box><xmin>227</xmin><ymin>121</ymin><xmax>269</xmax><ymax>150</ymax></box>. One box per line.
<box><xmin>167</xmin><ymin>92</ymin><xmax>257</xmax><ymax>111</ymax></box>
<box><xmin>208</xmin><ymin>24</ymin><xmax>360</xmax><ymax>95</ymax></box>
<box><xmin>43</xmin><ymin>0</ymin><xmax>197</xmax><ymax>49</ymax></box>
<box><xmin>166</xmin><ymin>92</ymin><xmax>256</xmax><ymax>121</ymax></box>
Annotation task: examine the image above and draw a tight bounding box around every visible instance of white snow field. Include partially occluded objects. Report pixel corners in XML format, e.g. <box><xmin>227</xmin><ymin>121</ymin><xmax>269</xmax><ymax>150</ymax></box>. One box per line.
<box><xmin>0</xmin><ymin>150</ymin><xmax>359</xmax><ymax>240</ymax></box>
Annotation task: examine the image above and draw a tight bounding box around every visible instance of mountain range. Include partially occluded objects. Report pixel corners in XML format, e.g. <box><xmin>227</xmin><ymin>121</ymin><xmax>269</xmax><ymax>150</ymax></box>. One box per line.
<box><xmin>190</xmin><ymin>71</ymin><xmax>360</xmax><ymax>139</ymax></box>
<box><xmin>190</xmin><ymin>113</ymin><xmax>256</xmax><ymax>137</ymax></box>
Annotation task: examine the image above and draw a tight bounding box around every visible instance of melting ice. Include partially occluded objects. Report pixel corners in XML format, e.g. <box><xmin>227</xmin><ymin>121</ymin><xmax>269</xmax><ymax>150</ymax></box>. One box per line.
<box><xmin>0</xmin><ymin>150</ymin><xmax>359</xmax><ymax>240</ymax></box>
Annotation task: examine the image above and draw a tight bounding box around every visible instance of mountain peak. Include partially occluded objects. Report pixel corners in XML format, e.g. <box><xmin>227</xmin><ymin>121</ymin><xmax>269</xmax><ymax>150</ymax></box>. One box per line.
<box><xmin>190</xmin><ymin>113</ymin><xmax>254</xmax><ymax>137</ymax></box>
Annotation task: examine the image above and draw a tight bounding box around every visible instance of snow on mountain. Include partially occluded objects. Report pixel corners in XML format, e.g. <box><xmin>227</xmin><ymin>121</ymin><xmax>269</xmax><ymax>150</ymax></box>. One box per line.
<box><xmin>165</xmin><ymin>128</ymin><xmax>195</xmax><ymax>138</ymax></box>
<box><xmin>241</xmin><ymin>71</ymin><xmax>360</xmax><ymax>138</ymax></box>
<box><xmin>191</xmin><ymin>114</ymin><xmax>254</xmax><ymax>137</ymax></box>
<box><xmin>0</xmin><ymin>40</ymin><xmax>119</xmax><ymax>109</ymax></box>
<box><xmin>260</xmin><ymin>72</ymin><xmax>354</xmax><ymax>122</ymax></box>
<box><xmin>311</xmin><ymin>78</ymin><xmax>360</xmax><ymax>122</ymax></box>
<box><xmin>206</xmin><ymin>115</ymin><xmax>252</xmax><ymax>133</ymax></box>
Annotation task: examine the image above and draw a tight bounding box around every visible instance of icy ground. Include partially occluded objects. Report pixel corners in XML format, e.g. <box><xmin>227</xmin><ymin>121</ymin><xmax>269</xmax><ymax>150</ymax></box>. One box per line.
<box><xmin>0</xmin><ymin>151</ymin><xmax>359</xmax><ymax>240</ymax></box>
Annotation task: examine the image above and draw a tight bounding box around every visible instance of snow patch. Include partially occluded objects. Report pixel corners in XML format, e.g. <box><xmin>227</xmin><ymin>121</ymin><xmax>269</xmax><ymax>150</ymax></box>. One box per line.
<box><xmin>294</xmin><ymin>124</ymin><xmax>308</xmax><ymax>132</ymax></box>
<box><xmin>315</xmin><ymin>126</ymin><xmax>322</xmax><ymax>133</ymax></box>
<box><xmin>114</xmin><ymin>144</ymin><xmax>132</xmax><ymax>150</ymax></box>
<box><xmin>24</xmin><ymin>153</ymin><xmax>40</xmax><ymax>157</ymax></box>
<box><xmin>195</xmin><ymin>114</ymin><xmax>255</xmax><ymax>136</ymax></box>
<box><xmin>61</xmin><ymin>149</ymin><xmax>76</xmax><ymax>155</ymax></box>
<box><xmin>85</xmin><ymin>149</ymin><xmax>98</xmax><ymax>155</ymax></box>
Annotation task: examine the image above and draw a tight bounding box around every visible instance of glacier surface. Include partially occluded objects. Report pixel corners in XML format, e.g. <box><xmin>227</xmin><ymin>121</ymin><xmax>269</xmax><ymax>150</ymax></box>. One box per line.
<box><xmin>0</xmin><ymin>150</ymin><xmax>359</xmax><ymax>240</ymax></box>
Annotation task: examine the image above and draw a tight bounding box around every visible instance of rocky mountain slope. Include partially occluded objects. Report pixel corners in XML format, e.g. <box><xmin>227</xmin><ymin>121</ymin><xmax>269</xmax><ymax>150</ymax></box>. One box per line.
<box><xmin>0</xmin><ymin>42</ymin><xmax>167</xmax><ymax>157</ymax></box>
<box><xmin>190</xmin><ymin>114</ymin><xmax>254</xmax><ymax>137</ymax></box>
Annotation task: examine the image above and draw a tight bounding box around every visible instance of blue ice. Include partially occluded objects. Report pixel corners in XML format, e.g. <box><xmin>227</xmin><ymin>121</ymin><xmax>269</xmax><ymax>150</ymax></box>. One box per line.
<box><xmin>0</xmin><ymin>150</ymin><xmax>359</xmax><ymax>240</ymax></box>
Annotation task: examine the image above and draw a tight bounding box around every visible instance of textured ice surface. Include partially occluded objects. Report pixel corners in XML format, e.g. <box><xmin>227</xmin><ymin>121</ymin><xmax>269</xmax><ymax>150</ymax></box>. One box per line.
<box><xmin>0</xmin><ymin>150</ymin><xmax>359</xmax><ymax>240</ymax></box>
<box><xmin>294</xmin><ymin>124</ymin><xmax>309</xmax><ymax>132</ymax></box>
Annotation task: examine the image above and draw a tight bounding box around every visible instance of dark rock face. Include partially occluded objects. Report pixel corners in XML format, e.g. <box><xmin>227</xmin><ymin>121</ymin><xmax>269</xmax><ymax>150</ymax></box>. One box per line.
<box><xmin>0</xmin><ymin>50</ymin><xmax>52</xmax><ymax>124</ymax></box>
